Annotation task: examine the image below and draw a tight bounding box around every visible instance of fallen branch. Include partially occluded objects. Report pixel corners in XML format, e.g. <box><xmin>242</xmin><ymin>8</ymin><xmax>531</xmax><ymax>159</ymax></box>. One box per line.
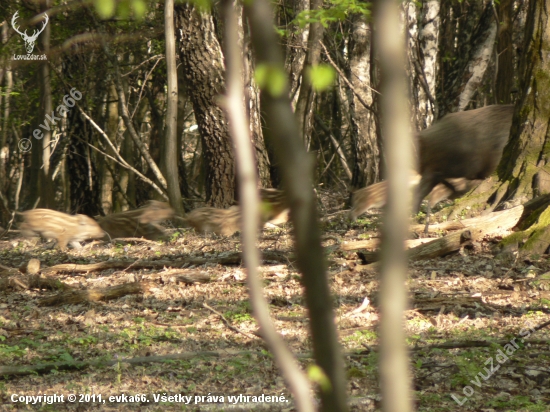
<box><xmin>39</xmin><ymin>281</ymin><xmax>153</xmax><ymax>306</ymax></box>
<box><xmin>0</xmin><ymin>351</ymin><xmax>226</xmax><ymax>377</ymax></box>
<box><xmin>409</xmin><ymin>230</ymin><xmax>472</xmax><ymax>260</ymax></box>
<box><xmin>42</xmin><ymin>256</ymin><xmax>242</xmax><ymax>274</ymax></box>
<box><xmin>360</xmin><ymin>207</ymin><xmax>525</xmax><ymax>268</ymax></box>
<box><xmin>42</xmin><ymin>251</ymin><xmax>289</xmax><ymax>274</ymax></box>
<box><xmin>0</xmin><ymin>275</ymin><xmax>71</xmax><ymax>292</ymax></box>
<box><xmin>0</xmin><ymin>264</ymin><xmax>20</xmax><ymax>276</ymax></box>
<box><xmin>341</xmin><ymin>237</ymin><xmax>436</xmax><ymax>251</ymax></box>
<box><xmin>159</xmin><ymin>269</ymin><xmax>211</xmax><ymax>284</ymax></box>
<box><xmin>104</xmin><ymin>237</ymin><xmax>161</xmax><ymax>245</ymax></box>
<box><xmin>203</xmin><ymin>303</ymin><xmax>258</xmax><ymax>340</ymax></box>
<box><xmin>412</xmin><ymin>205</ymin><xmax>523</xmax><ymax>237</ymax></box>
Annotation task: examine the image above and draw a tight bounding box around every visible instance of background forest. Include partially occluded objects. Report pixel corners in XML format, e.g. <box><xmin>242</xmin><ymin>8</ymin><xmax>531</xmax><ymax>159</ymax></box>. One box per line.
<box><xmin>1</xmin><ymin>0</ymin><xmax>550</xmax><ymax>411</ymax></box>
<box><xmin>0</xmin><ymin>0</ymin><xmax>523</xmax><ymax>220</ymax></box>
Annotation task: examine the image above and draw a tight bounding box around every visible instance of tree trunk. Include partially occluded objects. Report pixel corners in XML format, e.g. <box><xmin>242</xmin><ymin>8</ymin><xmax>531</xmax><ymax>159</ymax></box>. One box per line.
<box><xmin>495</xmin><ymin>0</ymin><xmax>514</xmax><ymax>104</ymax></box>
<box><xmin>498</xmin><ymin>0</ymin><xmax>550</xmax><ymax>202</ymax></box>
<box><xmin>244</xmin><ymin>0</ymin><xmax>349</xmax><ymax>409</ymax></box>
<box><xmin>99</xmin><ymin>85</ymin><xmax>117</xmax><ymax>215</ymax></box>
<box><xmin>406</xmin><ymin>0</ymin><xmax>439</xmax><ymax>129</ymax></box>
<box><xmin>221</xmin><ymin>1</ymin><xmax>314</xmax><ymax>408</ymax></box>
<box><xmin>348</xmin><ymin>15</ymin><xmax>380</xmax><ymax>188</ymax></box>
<box><xmin>260</xmin><ymin>0</ymin><xmax>310</xmax><ymax>188</ymax></box>
<box><xmin>164</xmin><ymin>0</ymin><xmax>184</xmax><ymax>216</ymax></box>
<box><xmin>175</xmin><ymin>3</ymin><xmax>236</xmax><ymax>208</ymax></box>
<box><xmin>374</xmin><ymin>0</ymin><xmax>415</xmax><ymax>410</ymax></box>
<box><xmin>283</xmin><ymin>0</ymin><xmax>309</xmax><ymax>107</ymax></box>
<box><xmin>437</xmin><ymin>1</ymin><xmax>496</xmax><ymax>115</ymax></box>
<box><xmin>223</xmin><ymin>4</ymin><xmax>271</xmax><ymax>188</ymax></box>
<box><xmin>176</xmin><ymin>67</ymin><xmax>190</xmax><ymax>205</ymax></box>
<box><xmin>62</xmin><ymin>51</ymin><xmax>101</xmax><ymax>216</ymax></box>
<box><xmin>67</xmin><ymin>111</ymin><xmax>101</xmax><ymax>216</ymax></box>
<box><xmin>294</xmin><ymin>0</ymin><xmax>324</xmax><ymax>148</ymax></box>
<box><xmin>242</xmin><ymin>16</ymin><xmax>271</xmax><ymax>188</ymax></box>
<box><xmin>37</xmin><ymin>1</ymin><xmax>54</xmax><ymax>209</ymax></box>
<box><xmin>118</xmin><ymin>128</ymin><xmax>135</xmax><ymax>211</ymax></box>
<box><xmin>453</xmin><ymin>4</ymin><xmax>497</xmax><ymax>111</ymax></box>
<box><xmin>0</xmin><ymin>22</ymin><xmax>12</xmax><ymax>222</ymax></box>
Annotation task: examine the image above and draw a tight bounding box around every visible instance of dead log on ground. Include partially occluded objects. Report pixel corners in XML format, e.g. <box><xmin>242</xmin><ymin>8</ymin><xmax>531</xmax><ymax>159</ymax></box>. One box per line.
<box><xmin>341</xmin><ymin>238</ymin><xmax>437</xmax><ymax>251</ymax></box>
<box><xmin>39</xmin><ymin>281</ymin><xmax>153</xmax><ymax>306</ymax></box>
<box><xmin>42</xmin><ymin>251</ymin><xmax>289</xmax><ymax>274</ymax></box>
<box><xmin>411</xmin><ymin>205</ymin><xmax>523</xmax><ymax>236</ymax></box>
<box><xmin>360</xmin><ymin>207</ymin><xmax>524</xmax><ymax>270</ymax></box>
<box><xmin>0</xmin><ymin>275</ymin><xmax>71</xmax><ymax>291</ymax></box>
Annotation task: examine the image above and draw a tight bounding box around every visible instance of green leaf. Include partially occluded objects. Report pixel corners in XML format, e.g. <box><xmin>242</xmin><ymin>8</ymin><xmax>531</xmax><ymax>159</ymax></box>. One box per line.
<box><xmin>94</xmin><ymin>0</ymin><xmax>115</xmax><ymax>19</ymax></box>
<box><xmin>254</xmin><ymin>64</ymin><xmax>287</xmax><ymax>97</ymax></box>
<box><xmin>307</xmin><ymin>364</ymin><xmax>332</xmax><ymax>392</ymax></box>
<box><xmin>292</xmin><ymin>0</ymin><xmax>370</xmax><ymax>29</ymax></box>
<box><xmin>131</xmin><ymin>0</ymin><xmax>147</xmax><ymax>19</ymax></box>
<box><xmin>274</xmin><ymin>27</ymin><xmax>287</xmax><ymax>38</ymax></box>
<box><xmin>255</xmin><ymin>64</ymin><xmax>269</xmax><ymax>87</ymax></box>
<box><xmin>308</xmin><ymin>64</ymin><xmax>335</xmax><ymax>91</ymax></box>
<box><xmin>59</xmin><ymin>352</ymin><xmax>75</xmax><ymax>363</ymax></box>
<box><xmin>118</xmin><ymin>0</ymin><xmax>131</xmax><ymax>19</ymax></box>
<box><xmin>189</xmin><ymin>0</ymin><xmax>212</xmax><ymax>12</ymax></box>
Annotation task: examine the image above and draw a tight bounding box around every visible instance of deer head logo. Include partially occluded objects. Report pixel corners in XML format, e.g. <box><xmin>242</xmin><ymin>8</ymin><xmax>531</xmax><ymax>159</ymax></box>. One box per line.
<box><xmin>11</xmin><ymin>11</ymin><xmax>49</xmax><ymax>54</ymax></box>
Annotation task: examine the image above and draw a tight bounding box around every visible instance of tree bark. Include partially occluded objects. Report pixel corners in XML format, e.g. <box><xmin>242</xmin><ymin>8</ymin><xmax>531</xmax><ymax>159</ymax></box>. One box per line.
<box><xmin>495</xmin><ymin>0</ymin><xmax>514</xmax><ymax>104</ymax></box>
<box><xmin>454</xmin><ymin>4</ymin><xmax>497</xmax><ymax>111</ymax></box>
<box><xmin>175</xmin><ymin>3</ymin><xmax>237</xmax><ymax>208</ymax></box>
<box><xmin>164</xmin><ymin>0</ymin><xmax>184</xmax><ymax>216</ymax></box>
<box><xmin>38</xmin><ymin>1</ymin><xmax>54</xmax><ymax>209</ymax></box>
<box><xmin>348</xmin><ymin>15</ymin><xmax>380</xmax><ymax>188</ymax></box>
<box><xmin>283</xmin><ymin>0</ymin><xmax>310</xmax><ymax>107</ymax></box>
<box><xmin>294</xmin><ymin>0</ymin><xmax>324</xmax><ymax>148</ymax></box>
<box><xmin>244</xmin><ymin>0</ymin><xmax>349</xmax><ymax>409</ymax></box>
<box><xmin>406</xmin><ymin>0</ymin><xmax>439</xmax><ymax>129</ymax></box>
<box><xmin>498</xmin><ymin>0</ymin><xmax>550</xmax><ymax>201</ymax></box>
<box><xmin>437</xmin><ymin>1</ymin><xmax>496</xmax><ymax>115</ymax></box>
<box><xmin>243</xmin><ymin>33</ymin><xmax>271</xmax><ymax>188</ymax></box>
<box><xmin>373</xmin><ymin>0</ymin><xmax>414</xmax><ymax>410</ymax></box>
<box><xmin>221</xmin><ymin>1</ymin><xmax>314</xmax><ymax>408</ymax></box>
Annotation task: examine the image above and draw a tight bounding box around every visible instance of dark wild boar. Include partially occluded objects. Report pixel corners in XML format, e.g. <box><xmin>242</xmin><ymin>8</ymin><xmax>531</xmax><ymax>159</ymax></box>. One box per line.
<box><xmin>351</xmin><ymin>105</ymin><xmax>514</xmax><ymax>219</ymax></box>
<box><xmin>414</xmin><ymin>104</ymin><xmax>514</xmax><ymax>213</ymax></box>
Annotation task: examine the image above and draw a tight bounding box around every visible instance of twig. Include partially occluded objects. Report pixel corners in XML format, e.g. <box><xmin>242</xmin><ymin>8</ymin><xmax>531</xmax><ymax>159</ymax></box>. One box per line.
<box><xmin>203</xmin><ymin>302</ymin><xmax>258</xmax><ymax>340</ymax></box>
<box><xmin>122</xmin><ymin>54</ymin><xmax>164</xmax><ymax>77</ymax></box>
<box><xmin>130</xmin><ymin>56</ymin><xmax>164</xmax><ymax>119</ymax></box>
<box><xmin>319</xmin><ymin>40</ymin><xmax>378</xmax><ymax>115</ymax></box>
<box><xmin>75</xmin><ymin>134</ymin><xmax>167</xmax><ymax>199</ymax></box>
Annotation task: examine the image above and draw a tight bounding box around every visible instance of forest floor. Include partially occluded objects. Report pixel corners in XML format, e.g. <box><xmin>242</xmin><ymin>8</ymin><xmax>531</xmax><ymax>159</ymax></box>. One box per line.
<box><xmin>0</xmin><ymin>191</ymin><xmax>549</xmax><ymax>411</ymax></box>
